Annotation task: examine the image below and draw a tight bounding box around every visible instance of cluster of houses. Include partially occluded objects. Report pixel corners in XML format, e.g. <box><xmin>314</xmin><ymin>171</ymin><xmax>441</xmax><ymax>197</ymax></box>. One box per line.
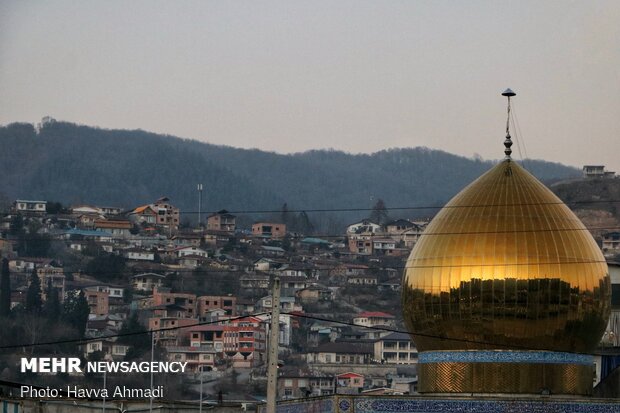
<box><xmin>1</xmin><ymin>197</ymin><xmax>429</xmax><ymax>397</ymax></box>
<box><xmin>3</xmin><ymin>195</ymin><xmax>620</xmax><ymax>398</ymax></box>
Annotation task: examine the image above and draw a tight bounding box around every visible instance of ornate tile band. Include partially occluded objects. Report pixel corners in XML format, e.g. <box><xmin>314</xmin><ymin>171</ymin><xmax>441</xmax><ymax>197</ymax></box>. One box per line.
<box><xmin>418</xmin><ymin>350</ymin><xmax>593</xmax><ymax>365</ymax></box>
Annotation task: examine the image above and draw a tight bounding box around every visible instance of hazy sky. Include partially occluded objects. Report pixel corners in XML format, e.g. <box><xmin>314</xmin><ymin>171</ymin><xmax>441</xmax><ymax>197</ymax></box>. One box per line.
<box><xmin>1</xmin><ymin>1</ymin><xmax>619</xmax><ymax>171</ymax></box>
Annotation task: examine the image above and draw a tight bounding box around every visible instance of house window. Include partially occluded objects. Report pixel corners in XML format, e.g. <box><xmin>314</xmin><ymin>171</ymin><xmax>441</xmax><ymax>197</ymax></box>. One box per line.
<box><xmin>284</xmin><ymin>389</ymin><xmax>292</xmax><ymax>396</ymax></box>
<box><xmin>325</xmin><ymin>355</ymin><xmax>332</xmax><ymax>363</ymax></box>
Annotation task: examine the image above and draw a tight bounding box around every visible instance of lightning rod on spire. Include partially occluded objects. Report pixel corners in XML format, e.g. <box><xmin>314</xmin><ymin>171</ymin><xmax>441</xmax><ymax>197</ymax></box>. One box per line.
<box><xmin>502</xmin><ymin>88</ymin><xmax>516</xmax><ymax>159</ymax></box>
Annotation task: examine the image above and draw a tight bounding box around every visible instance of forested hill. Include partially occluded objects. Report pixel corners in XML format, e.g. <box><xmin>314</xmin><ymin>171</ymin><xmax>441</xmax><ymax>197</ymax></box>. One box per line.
<box><xmin>1</xmin><ymin>121</ymin><xmax>579</xmax><ymax>224</ymax></box>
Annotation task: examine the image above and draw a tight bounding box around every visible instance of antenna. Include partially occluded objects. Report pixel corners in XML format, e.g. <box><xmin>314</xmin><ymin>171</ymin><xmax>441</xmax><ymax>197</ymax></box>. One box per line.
<box><xmin>502</xmin><ymin>88</ymin><xmax>516</xmax><ymax>159</ymax></box>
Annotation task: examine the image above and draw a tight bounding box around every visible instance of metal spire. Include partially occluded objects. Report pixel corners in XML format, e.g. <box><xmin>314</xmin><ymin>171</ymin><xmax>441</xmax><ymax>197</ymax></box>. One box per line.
<box><xmin>502</xmin><ymin>88</ymin><xmax>516</xmax><ymax>159</ymax></box>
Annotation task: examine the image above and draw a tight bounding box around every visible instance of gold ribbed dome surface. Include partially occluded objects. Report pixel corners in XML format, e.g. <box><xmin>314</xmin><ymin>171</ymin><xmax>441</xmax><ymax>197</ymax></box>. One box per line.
<box><xmin>402</xmin><ymin>160</ymin><xmax>611</xmax><ymax>353</ymax></box>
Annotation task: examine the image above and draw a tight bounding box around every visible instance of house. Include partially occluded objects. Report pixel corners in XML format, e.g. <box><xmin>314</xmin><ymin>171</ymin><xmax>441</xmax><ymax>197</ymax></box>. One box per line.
<box><xmin>189</xmin><ymin>316</ymin><xmax>267</xmax><ymax>367</ymax></box>
<box><xmin>256</xmin><ymin>295</ymin><xmax>299</xmax><ymax>313</ymax></box>
<box><xmin>150</xmin><ymin>316</ymin><xmax>198</xmax><ymax>348</ymax></box>
<box><xmin>166</xmin><ymin>346</ymin><xmax>217</xmax><ymax>373</ymax></box>
<box><xmin>200</xmin><ymin>308</ymin><xmax>227</xmax><ymax>323</ymax></box>
<box><xmin>353</xmin><ymin>312</ymin><xmax>396</xmax><ymax>328</ymax></box>
<box><xmin>347</xmin><ymin>220</ymin><xmax>385</xmax><ymax>254</ymax></box>
<box><xmin>253</xmin><ymin>258</ymin><xmax>286</xmax><ymax>272</ymax></box>
<box><xmin>197</xmin><ymin>295</ymin><xmax>237</xmax><ymax>316</ymax></box>
<box><xmin>252</xmin><ymin>222</ymin><xmax>287</xmax><ymax>239</ymax></box>
<box><xmin>175</xmin><ymin>246</ymin><xmax>208</xmax><ymax>258</ymax></box>
<box><xmin>385</xmin><ymin>219</ymin><xmax>415</xmax><ymax>234</ymax></box>
<box><xmin>207</xmin><ymin>210</ymin><xmax>236</xmax><ymax>232</ymax></box>
<box><xmin>178</xmin><ymin>254</ymin><xmax>208</xmax><ymax>268</ymax></box>
<box><xmin>378</xmin><ymin>282</ymin><xmax>401</xmax><ymax>292</ymax></box>
<box><xmin>151</xmin><ymin>289</ymin><xmax>196</xmax><ymax>317</ymax></box>
<box><xmin>171</xmin><ymin>232</ymin><xmax>203</xmax><ymax>248</ymax></box>
<box><xmin>602</xmin><ymin>232</ymin><xmax>620</xmax><ymax>254</ymax></box>
<box><xmin>277</xmin><ymin>369</ymin><xmax>335</xmax><ymax>399</ymax></box>
<box><xmin>37</xmin><ymin>266</ymin><xmax>66</xmax><ymax>300</ymax></box>
<box><xmin>374</xmin><ymin>332</ymin><xmax>418</xmax><ymax>365</ymax></box>
<box><xmin>372</xmin><ymin>238</ymin><xmax>399</xmax><ymax>256</ymax></box>
<box><xmin>203</xmin><ymin>230</ymin><xmax>234</xmax><ymax>247</ymax></box>
<box><xmin>13</xmin><ymin>200</ymin><xmax>46</xmax><ymax>214</ymax></box>
<box><xmin>240</xmin><ymin>273</ymin><xmax>270</xmax><ymax>291</ymax></box>
<box><xmin>399</xmin><ymin>224</ymin><xmax>427</xmax><ymax>249</ymax></box>
<box><xmin>72</xmin><ymin>205</ymin><xmax>123</xmax><ymax>217</ymax></box>
<box><xmin>260</xmin><ymin>245</ymin><xmax>286</xmax><ymax>257</ymax></box>
<box><xmin>305</xmin><ymin>342</ymin><xmax>373</xmax><ymax>365</ymax></box>
<box><xmin>83</xmin><ymin>338</ymin><xmax>129</xmax><ymax>360</ymax></box>
<box><xmin>331</xmin><ymin>264</ymin><xmax>370</xmax><ymax>279</ymax></box>
<box><xmin>85</xmin><ymin>290</ymin><xmax>109</xmax><ymax>316</ymax></box>
<box><xmin>93</xmin><ymin>220</ymin><xmax>132</xmax><ymax>238</ymax></box>
<box><xmin>125</xmin><ymin>248</ymin><xmax>155</xmax><ymax>261</ymax></box>
<box><xmin>279</xmin><ymin>275</ymin><xmax>311</xmax><ymax>296</ymax></box>
<box><xmin>131</xmin><ymin>273</ymin><xmax>165</xmax><ymax>292</ymax></box>
<box><xmin>296</xmin><ymin>285</ymin><xmax>334</xmax><ymax>303</ymax></box>
<box><xmin>129</xmin><ymin>197</ymin><xmax>180</xmax><ymax>231</ymax></box>
<box><xmin>336</xmin><ymin>372</ymin><xmax>365</xmax><ymax>393</ymax></box>
<box><xmin>583</xmin><ymin>165</ymin><xmax>616</xmax><ymax>178</ymax></box>
<box><xmin>347</xmin><ymin>274</ymin><xmax>378</xmax><ymax>286</ymax></box>
<box><xmin>63</xmin><ymin>228</ymin><xmax>113</xmax><ymax>242</ymax></box>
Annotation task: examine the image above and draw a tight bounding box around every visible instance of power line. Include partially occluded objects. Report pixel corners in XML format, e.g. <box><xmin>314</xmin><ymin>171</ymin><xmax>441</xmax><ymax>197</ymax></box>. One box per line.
<box><xmin>0</xmin><ymin>310</ymin><xmax>610</xmax><ymax>357</ymax></box>
<box><xmin>8</xmin><ymin>225</ymin><xmax>620</xmax><ymax>244</ymax></box>
<box><xmin>175</xmin><ymin>198</ymin><xmax>620</xmax><ymax>215</ymax></box>
<box><xmin>0</xmin><ymin>312</ymin><xmax>268</xmax><ymax>350</ymax></box>
<box><xmin>7</xmin><ymin>198</ymin><xmax>620</xmax><ymax>219</ymax></box>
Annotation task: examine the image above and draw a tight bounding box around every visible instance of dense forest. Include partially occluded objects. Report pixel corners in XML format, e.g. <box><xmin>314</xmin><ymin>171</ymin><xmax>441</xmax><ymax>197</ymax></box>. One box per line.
<box><xmin>0</xmin><ymin>121</ymin><xmax>580</xmax><ymax>228</ymax></box>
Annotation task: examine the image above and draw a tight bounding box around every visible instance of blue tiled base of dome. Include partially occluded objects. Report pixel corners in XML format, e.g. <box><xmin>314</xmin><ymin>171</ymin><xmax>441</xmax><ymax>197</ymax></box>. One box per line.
<box><xmin>418</xmin><ymin>350</ymin><xmax>593</xmax><ymax>365</ymax></box>
<box><xmin>264</xmin><ymin>396</ymin><xmax>620</xmax><ymax>413</ymax></box>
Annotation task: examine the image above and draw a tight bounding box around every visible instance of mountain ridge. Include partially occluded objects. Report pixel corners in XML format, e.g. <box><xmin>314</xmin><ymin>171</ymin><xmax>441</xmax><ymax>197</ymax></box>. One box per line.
<box><xmin>1</xmin><ymin>121</ymin><xmax>580</xmax><ymax>228</ymax></box>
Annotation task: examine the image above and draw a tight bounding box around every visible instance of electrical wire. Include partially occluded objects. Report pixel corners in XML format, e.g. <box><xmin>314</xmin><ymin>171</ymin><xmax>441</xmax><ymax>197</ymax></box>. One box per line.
<box><xmin>0</xmin><ymin>310</ymin><xmax>613</xmax><ymax>357</ymax></box>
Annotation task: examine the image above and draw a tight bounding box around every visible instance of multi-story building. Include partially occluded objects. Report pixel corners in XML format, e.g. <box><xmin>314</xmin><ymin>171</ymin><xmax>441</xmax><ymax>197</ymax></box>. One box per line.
<box><xmin>602</xmin><ymin>232</ymin><xmax>620</xmax><ymax>254</ymax></box>
<box><xmin>353</xmin><ymin>312</ymin><xmax>396</xmax><ymax>328</ymax></box>
<box><xmin>277</xmin><ymin>371</ymin><xmax>335</xmax><ymax>399</ymax></box>
<box><xmin>207</xmin><ymin>210</ymin><xmax>236</xmax><ymax>233</ymax></box>
<box><xmin>85</xmin><ymin>290</ymin><xmax>109</xmax><ymax>316</ymax></box>
<box><xmin>13</xmin><ymin>200</ymin><xmax>47</xmax><ymax>214</ymax></box>
<box><xmin>129</xmin><ymin>197</ymin><xmax>179</xmax><ymax>232</ymax></box>
<box><xmin>197</xmin><ymin>295</ymin><xmax>237</xmax><ymax>316</ymax></box>
<box><xmin>373</xmin><ymin>332</ymin><xmax>418</xmax><ymax>365</ymax></box>
<box><xmin>189</xmin><ymin>316</ymin><xmax>266</xmax><ymax>367</ymax></box>
<box><xmin>130</xmin><ymin>273</ymin><xmax>165</xmax><ymax>292</ymax></box>
<box><xmin>166</xmin><ymin>346</ymin><xmax>217</xmax><ymax>373</ymax></box>
<box><xmin>252</xmin><ymin>222</ymin><xmax>287</xmax><ymax>239</ymax></box>
<box><xmin>151</xmin><ymin>288</ymin><xmax>196</xmax><ymax>318</ymax></box>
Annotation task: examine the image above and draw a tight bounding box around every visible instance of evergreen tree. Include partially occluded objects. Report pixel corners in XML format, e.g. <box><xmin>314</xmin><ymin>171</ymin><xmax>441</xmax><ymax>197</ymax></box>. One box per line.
<box><xmin>25</xmin><ymin>267</ymin><xmax>42</xmax><ymax>314</ymax></box>
<box><xmin>119</xmin><ymin>313</ymin><xmax>151</xmax><ymax>357</ymax></box>
<box><xmin>0</xmin><ymin>258</ymin><xmax>10</xmax><ymax>317</ymax></box>
<box><xmin>370</xmin><ymin>199</ymin><xmax>390</xmax><ymax>225</ymax></box>
<box><xmin>43</xmin><ymin>278</ymin><xmax>61</xmax><ymax>321</ymax></box>
<box><xmin>297</xmin><ymin>211</ymin><xmax>314</xmax><ymax>235</ymax></box>
<box><xmin>63</xmin><ymin>290</ymin><xmax>90</xmax><ymax>337</ymax></box>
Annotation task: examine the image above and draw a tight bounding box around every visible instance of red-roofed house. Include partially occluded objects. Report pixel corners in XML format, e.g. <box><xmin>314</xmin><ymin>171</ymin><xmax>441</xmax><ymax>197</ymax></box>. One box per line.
<box><xmin>337</xmin><ymin>372</ymin><xmax>365</xmax><ymax>392</ymax></box>
<box><xmin>353</xmin><ymin>312</ymin><xmax>396</xmax><ymax>328</ymax></box>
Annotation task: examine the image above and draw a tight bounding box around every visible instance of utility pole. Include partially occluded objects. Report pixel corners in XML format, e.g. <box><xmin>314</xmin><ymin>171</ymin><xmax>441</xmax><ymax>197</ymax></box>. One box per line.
<box><xmin>266</xmin><ymin>277</ymin><xmax>281</xmax><ymax>413</ymax></box>
<box><xmin>197</xmin><ymin>184</ymin><xmax>203</xmax><ymax>226</ymax></box>
<box><xmin>102</xmin><ymin>370</ymin><xmax>106</xmax><ymax>413</ymax></box>
<box><xmin>149</xmin><ymin>330</ymin><xmax>155</xmax><ymax>413</ymax></box>
<box><xmin>199</xmin><ymin>365</ymin><xmax>204</xmax><ymax>413</ymax></box>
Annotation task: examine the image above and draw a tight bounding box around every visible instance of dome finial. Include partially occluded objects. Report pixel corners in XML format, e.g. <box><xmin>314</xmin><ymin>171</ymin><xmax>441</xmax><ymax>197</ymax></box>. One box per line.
<box><xmin>502</xmin><ymin>88</ymin><xmax>516</xmax><ymax>159</ymax></box>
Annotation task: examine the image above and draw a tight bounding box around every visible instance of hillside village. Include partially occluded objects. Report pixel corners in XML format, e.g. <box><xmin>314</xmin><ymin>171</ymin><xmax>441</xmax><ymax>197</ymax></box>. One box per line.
<box><xmin>0</xmin><ymin>197</ymin><xmax>430</xmax><ymax>401</ymax></box>
<box><xmin>2</xmin><ymin>185</ymin><xmax>619</xmax><ymax>402</ymax></box>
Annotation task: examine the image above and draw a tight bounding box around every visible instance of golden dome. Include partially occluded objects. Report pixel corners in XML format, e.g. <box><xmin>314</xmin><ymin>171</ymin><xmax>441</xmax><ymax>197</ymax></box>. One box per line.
<box><xmin>402</xmin><ymin>159</ymin><xmax>611</xmax><ymax>353</ymax></box>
